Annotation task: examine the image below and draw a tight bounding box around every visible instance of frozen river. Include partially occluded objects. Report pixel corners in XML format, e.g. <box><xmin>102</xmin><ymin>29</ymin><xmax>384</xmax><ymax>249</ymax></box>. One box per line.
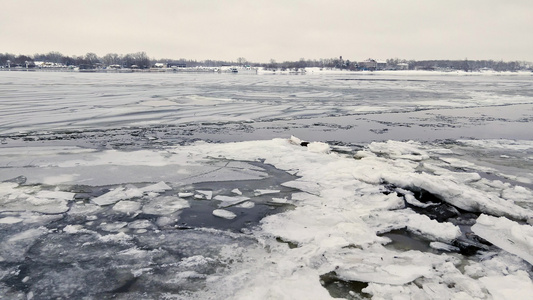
<box><xmin>1</xmin><ymin>70</ymin><xmax>533</xmax><ymax>299</ymax></box>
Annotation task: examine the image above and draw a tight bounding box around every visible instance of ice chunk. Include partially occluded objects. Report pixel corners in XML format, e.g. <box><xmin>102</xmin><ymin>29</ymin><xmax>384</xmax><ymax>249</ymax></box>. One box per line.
<box><xmin>214</xmin><ymin>195</ymin><xmax>250</xmax><ymax>208</ymax></box>
<box><xmin>100</xmin><ymin>222</ymin><xmax>128</xmax><ymax>232</ymax></box>
<box><xmin>231</xmin><ymin>188</ymin><xmax>242</xmax><ymax>195</ymax></box>
<box><xmin>270</xmin><ymin>197</ymin><xmax>288</xmax><ymax>204</ymax></box>
<box><xmin>98</xmin><ymin>232</ymin><xmax>133</xmax><ymax>243</ymax></box>
<box><xmin>281</xmin><ymin>180</ymin><xmax>321</xmax><ymax>195</ymax></box>
<box><xmin>472</xmin><ymin>214</ymin><xmax>533</xmax><ymax>265</ymax></box>
<box><xmin>212</xmin><ymin>209</ymin><xmax>237</xmax><ymax>220</ymax></box>
<box><xmin>366</xmin><ymin>210</ymin><xmax>461</xmax><ymax>242</ymax></box>
<box><xmin>92</xmin><ymin>187</ymin><xmax>143</xmax><ymax>206</ymax></box>
<box><xmin>0</xmin><ymin>216</ymin><xmax>23</xmax><ymax>224</ymax></box>
<box><xmin>128</xmin><ymin>220</ymin><xmax>154</xmax><ymax>229</ymax></box>
<box><xmin>329</xmin><ymin>247</ymin><xmax>436</xmax><ymax>285</ymax></box>
<box><xmin>140</xmin><ymin>181</ymin><xmax>172</xmax><ymax>193</ymax></box>
<box><xmin>35</xmin><ymin>190</ymin><xmax>75</xmax><ymax>201</ymax></box>
<box><xmin>307</xmin><ymin>142</ymin><xmax>330</xmax><ymax>154</ymax></box>
<box><xmin>289</xmin><ymin>135</ymin><xmax>303</xmax><ymax>145</ymax></box>
<box><xmin>142</xmin><ymin>196</ymin><xmax>189</xmax><ymax>215</ymax></box>
<box><xmin>178</xmin><ymin>192</ymin><xmax>194</xmax><ymax>198</ymax></box>
<box><xmin>501</xmin><ymin>185</ymin><xmax>533</xmax><ymax>204</ymax></box>
<box><xmin>480</xmin><ymin>271</ymin><xmax>533</xmax><ymax>300</ymax></box>
<box><xmin>236</xmin><ymin>201</ymin><xmax>255</xmax><ymax>208</ymax></box>
<box><xmin>156</xmin><ymin>216</ymin><xmax>177</xmax><ymax>227</ymax></box>
<box><xmin>68</xmin><ymin>203</ymin><xmax>103</xmax><ymax>217</ymax></box>
<box><xmin>92</xmin><ymin>182</ymin><xmax>171</xmax><ymax>207</ymax></box>
<box><xmin>254</xmin><ymin>189</ymin><xmax>280</xmax><ymax>195</ymax></box>
<box><xmin>383</xmin><ymin>171</ymin><xmax>533</xmax><ymax>220</ymax></box>
<box><xmin>0</xmin><ymin>183</ymin><xmax>74</xmax><ymax>214</ymax></box>
<box><xmin>112</xmin><ymin>200</ymin><xmax>141</xmax><ymax>213</ymax></box>
<box><xmin>430</xmin><ymin>242</ymin><xmax>460</xmax><ymax>252</ymax></box>
<box><xmin>196</xmin><ymin>190</ymin><xmax>213</xmax><ymax>200</ymax></box>
<box><xmin>63</xmin><ymin>224</ymin><xmax>85</xmax><ymax>234</ymax></box>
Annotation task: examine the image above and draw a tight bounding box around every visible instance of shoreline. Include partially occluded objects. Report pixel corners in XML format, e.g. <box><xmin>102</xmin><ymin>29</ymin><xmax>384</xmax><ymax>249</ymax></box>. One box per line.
<box><xmin>1</xmin><ymin>67</ymin><xmax>532</xmax><ymax>76</ymax></box>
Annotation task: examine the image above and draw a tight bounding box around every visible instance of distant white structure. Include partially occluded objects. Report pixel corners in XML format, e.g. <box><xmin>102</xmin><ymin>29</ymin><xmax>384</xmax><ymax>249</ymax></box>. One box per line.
<box><xmin>34</xmin><ymin>61</ymin><xmax>67</xmax><ymax>68</ymax></box>
<box><xmin>219</xmin><ymin>65</ymin><xmax>258</xmax><ymax>74</ymax></box>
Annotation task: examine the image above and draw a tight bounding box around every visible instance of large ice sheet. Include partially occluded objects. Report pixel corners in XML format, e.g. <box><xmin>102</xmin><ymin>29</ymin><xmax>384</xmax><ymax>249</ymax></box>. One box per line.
<box><xmin>0</xmin><ymin>182</ymin><xmax>74</xmax><ymax>214</ymax></box>
<box><xmin>0</xmin><ymin>146</ymin><xmax>269</xmax><ymax>186</ymax></box>
<box><xmin>472</xmin><ymin>214</ymin><xmax>533</xmax><ymax>265</ymax></box>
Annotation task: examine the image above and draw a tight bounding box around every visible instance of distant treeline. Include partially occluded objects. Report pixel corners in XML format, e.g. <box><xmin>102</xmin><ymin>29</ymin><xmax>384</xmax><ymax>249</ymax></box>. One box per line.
<box><xmin>400</xmin><ymin>59</ymin><xmax>527</xmax><ymax>72</ymax></box>
<box><xmin>1</xmin><ymin>51</ymin><xmax>531</xmax><ymax>72</ymax></box>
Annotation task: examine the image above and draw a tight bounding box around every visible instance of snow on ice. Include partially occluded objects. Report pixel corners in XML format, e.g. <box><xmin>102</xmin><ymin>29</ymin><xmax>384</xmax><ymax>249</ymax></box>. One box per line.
<box><xmin>472</xmin><ymin>214</ymin><xmax>533</xmax><ymax>265</ymax></box>
<box><xmin>1</xmin><ymin>136</ymin><xmax>533</xmax><ymax>298</ymax></box>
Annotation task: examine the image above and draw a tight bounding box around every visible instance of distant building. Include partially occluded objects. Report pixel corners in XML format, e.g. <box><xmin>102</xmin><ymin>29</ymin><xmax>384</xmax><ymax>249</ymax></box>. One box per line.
<box><xmin>358</xmin><ymin>59</ymin><xmax>377</xmax><ymax>71</ymax></box>
<box><xmin>397</xmin><ymin>63</ymin><xmax>409</xmax><ymax>70</ymax></box>
<box><xmin>376</xmin><ymin>61</ymin><xmax>387</xmax><ymax>70</ymax></box>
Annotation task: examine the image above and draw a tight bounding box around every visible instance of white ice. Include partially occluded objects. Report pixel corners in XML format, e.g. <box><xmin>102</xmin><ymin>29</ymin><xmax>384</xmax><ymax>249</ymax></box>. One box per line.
<box><xmin>182</xmin><ymin>138</ymin><xmax>533</xmax><ymax>299</ymax></box>
<box><xmin>254</xmin><ymin>189</ymin><xmax>280</xmax><ymax>195</ymax></box>
<box><xmin>472</xmin><ymin>214</ymin><xmax>533</xmax><ymax>265</ymax></box>
<box><xmin>0</xmin><ymin>182</ymin><xmax>74</xmax><ymax>214</ymax></box>
<box><xmin>2</xmin><ymin>136</ymin><xmax>533</xmax><ymax>299</ymax></box>
<box><xmin>214</xmin><ymin>195</ymin><xmax>251</xmax><ymax>208</ymax></box>
<box><xmin>141</xmin><ymin>196</ymin><xmax>189</xmax><ymax>215</ymax></box>
<box><xmin>212</xmin><ymin>209</ymin><xmax>237</xmax><ymax>220</ymax></box>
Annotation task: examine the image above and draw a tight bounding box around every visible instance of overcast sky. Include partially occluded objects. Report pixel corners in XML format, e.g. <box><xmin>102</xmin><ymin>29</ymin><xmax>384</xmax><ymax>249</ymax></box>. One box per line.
<box><xmin>2</xmin><ymin>0</ymin><xmax>532</xmax><ymax>62</ymax></box>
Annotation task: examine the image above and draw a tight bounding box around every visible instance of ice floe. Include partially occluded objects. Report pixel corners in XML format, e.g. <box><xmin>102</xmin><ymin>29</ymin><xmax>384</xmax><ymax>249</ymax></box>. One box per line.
<box><xmin>212</xmin><ymin>209</ymin><xmax>237</xmax><ymax>220</ymax></box>
<box><xmin>214</xmin><ymin>195</ymin><xmax>250</xmax><ymax>208</ymax></box>
<box><xmin>141</xmin><ymin>196</ymin><xmax>189</xmax><ymax>215</ymax></box>
<box><xmin>472</xmin><ymin>214</ymin><xmax>533</xmax><ymax>265</ymax></box>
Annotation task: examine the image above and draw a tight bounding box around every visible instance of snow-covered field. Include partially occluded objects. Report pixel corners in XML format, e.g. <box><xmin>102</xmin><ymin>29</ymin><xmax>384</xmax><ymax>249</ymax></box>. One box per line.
<box><xmin>1</xmin><ymin>71</ymin><xmax>533</xmax><ymax>299</ymax></box>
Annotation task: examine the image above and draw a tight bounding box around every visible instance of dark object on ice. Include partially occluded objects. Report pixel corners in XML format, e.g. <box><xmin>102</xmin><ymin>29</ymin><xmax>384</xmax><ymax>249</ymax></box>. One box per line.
<box><xmin>383</xmin><ymin>184</ymin><xmax>490</xmax><ymax>256</ymax></box>
<box><xmin>3</xmin><ymin>175</ymin><xmax>27</xmax><ymax>184</ymax></box>
<box><xmin>411</xmin><ymin>203</ymin><xmax>461</xmax><ymax>222</ymax></box>
<box><xmin>391</xmin><ymin>186</ymin><xmax>477</xmax><ymax>223</ymax></box>
<box><xmin>300</xmin><ymin>141</ymin><xmax>309</xmax><ymax>147</ymax></box>
<box><xmin>452</xmin><ymin>235</ymin><xmax>490</xmax><ymax>256</ymax></box>
<box><xmin>448</xmin><ymin>213</ymin><xmax>480</xmax><ymax>226</ymax></box>
<box><xmin>276</xmin><ymin>237</ymin><xmax>299</xmax><ymax>249</ymax></box>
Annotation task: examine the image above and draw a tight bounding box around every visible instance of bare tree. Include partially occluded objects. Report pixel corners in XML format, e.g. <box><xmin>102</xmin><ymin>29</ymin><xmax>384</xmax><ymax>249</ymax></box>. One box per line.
<box><xmin>236</xmin><ymin>57</ymin><xmax>248</xmax><ymax>66</ymax></box>
<box><xmin>102</xmin><ymin>53</ymin><xmax>120</xmax><ymax>66</ymax></box>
